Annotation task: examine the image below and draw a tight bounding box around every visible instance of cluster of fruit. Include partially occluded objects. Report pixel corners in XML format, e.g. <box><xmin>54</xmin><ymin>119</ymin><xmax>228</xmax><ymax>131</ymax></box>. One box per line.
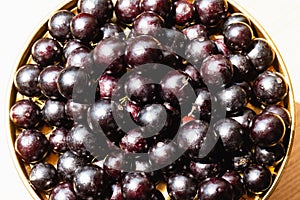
<box><xmin>9</xmin><ymin>0</ymin><xmax>292</xmax><ymax>199</ymax></box>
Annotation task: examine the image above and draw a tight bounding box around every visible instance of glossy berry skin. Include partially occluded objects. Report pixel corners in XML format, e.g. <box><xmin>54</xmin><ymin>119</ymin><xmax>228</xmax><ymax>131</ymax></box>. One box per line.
<box><xmin>176</xmin><ymin>120</ymin><xmax>210</xmax><ymax>159</ymax></box>
<box><xmin>42</xmin><ymin>99</ymin><xmax>69</xmax><ymax>127</ymax></box>
<box><xmin>66</xmin><ymin>47</ymin><xmax>94</xmax><ymax>70</ymax></box>
<box><xmin>137</xmin><ymin>104</ymin><xmax>168</xmax><ymax>137</ymax></box>
<box><xmin>103</xmin><ymin>151</ymin><xmax>127</xmax><ymax>181</ymax></box>
<box><xmin>49</xmin><ymin>127</ymin><xmax>69</xmax><ymax>153</ymax></box>
<box><xmin>222</xmin><ymin>170</ymin><xmax>245</xmax><ymax>200</ymax></box>
<box><xmin>70</xmin><ymin>13</ymin><xmax>100</xmax><ymax>43</ymax></box>
<box><xmin>67</xmin><ymin>124</ymin><xmax>99</xmax><ymax>157</ymax></box>
<box><xmin>98</xmin><ymin>74</ymin><xmax>119</xmax><ymax>99</ymax></box>
<box><xmin>182</xmin><ymin>24</ymin><xmax>208</xmax><ymax>41</ymax></box>
<box><xmin>194</xmin><ymin>0</ymin><xmax>228</xmax><ymax>27</ymax></box>
<box><xmin>224</xmin><ymin>22</ymin><xmax>253</xmax><ymax>52</ymax></box>
<box><xmin>198</xmin><ymin>177</ymin><xmax>234</xmax><ymax>200</ymax></box>
<box><xmin>73</xmin><ymin>165</ymin><xmax>104</xmax><ymax>199</ymax></box>
<box><xmin>140</xmin><ymin>0</ymin><xmax>171</xmax><ymax>19</ymax></box>
<box><xmin>101</xmin><ymin>23</ymin><xmax>125</xmax><ymax>40</ymax></box>
<box><xmin>125</xmin><ymin>35</ymin><xmax>163</xmax><ymax>68</ymax></box>
<box><xmin>65</xmin><ymin>99</ymin><xmax>89</xmax><ymax>123</ymax></box>
<box><xmin>29</xmin><ymin>162</ymin><xmax>59</xmax><ymax>192</ymax></box>
<box><xmin>87</xmin><ymin>100</ymin><xmax>123</xmax><ymax>142</ymax></box>
<box><xmin>115</xmin><ymin>0</ymin><xmax>142</xmax><ymax>24</ymax></box>
<box><xmin>57</xmin><ymin>66</ymin><xmax>90</xmax><ymax>100</ymax></box>
<box><xmin>189</xmin><ymin>161</ymin><xmax>220</xmax><ymax>181</ymax></box>
<box><xmin>93</xmin><ymin>37</ymin><xmax>127</xmax><ymax>76</ymax></box>
<box><xmin>247</xmin><ymin>38</ymin><xmax>275</xmax><ymax>72</ymax></box>
<box><xmin>229</xmin><ymin>53</ymin><xmax>255</xmax><ymax>82</ymax></box>
<box><xmin>133</xmin><ymin>11</ymin><xmax>165</xmax><ymax>36</ymax></box>
<box><xmin>122</xmin><ymin>172</ymin><xmax>154</xmax><ymax>200</ymax></box>
<box><xmin>77</xmin><ymin>0</ymin><xmax>113</xmax><ymax>25</ymax></box>
<box><xmin>200</xmin><ymin>54</ymin><xmax>233</xmax><ymax>87</ymax></box>
<box><xmin>109</xmin><ymin>182</ymin><xmax>123</xmax><ymax>200</ymax></box>
<box><xmin>250</xmin><ymin>113</ymin><xmax>285</xmax><ymax>147</ymax></box>
<box><xmin>48</xmin><ymin>10</ymin><xmax>75</xmax><ymax>41</ymax></box>
<box><xmin>10</xmin><ymin>99</ymin><xmax>41</xmax><ymax>129</ymax></box>
<box><xmin>31</xmin><ymin>38</ymin><xmax>62</xmax><ymax>66</ymax></box>
<box><xmin>255</xmin><ymin>144</ymin><xmax>285</xmax><ymax>166</ymax></box>
<box><xmin>184</xmin><ymin>64</ymin><xmax>203</xmax><ymax>89</ymax></box>
<box><xmin>57</xmin><ymin>151</ymin><xmax>87</xmax><ymax>181</ymax></box>
<box><xmin>193</xmin><ymin>87</ymin><xmax>212</xmax><ymax>121</ymax></box>
<box><xmin>167</xmin><ymin>173</ymin><xmax>197</xmax><ymax>200</ymax></box>
<box><xmin>63</xmin><ymin>39</ymin><xmax>90</xmax><ymax>59</ymax></box>
<box><xmin>216</xmin><ymin>85</ymin><xmax>248</xmax><ymax>113</ymax></box>
<box><xmin>213</xmin><ymin>118</ymin><xmax>244</xmax><ymax>152</ymax></box>
<box><xmin>243</xmin><ymin>165</ymin><xmax>272</xmax><ymax>194</ymax></box>
<box><xmin>212</xmin><ymin>35</ymin><xmax>232</xmax><ymax>57</ymax></box>
<box><xmin>253</xmin><ymin>71</ymin><xmax>288</xmax><ymax>105</ymax></box>
<box><xmin>49</xmin><ymin>182</ymin><xmax>77</xmax><ymax>200</ymax></box>
<box><xmin>223</xmin><ymin>13</ymin><xmax>250</xmax><ymax>30</ymax></box>
<box><xmin>263</xmin><ymin>104</ymin><xmax>291</xmax><ymax>128</ymax></box>
<box><xmin>175</xmin><ymin>0</ymin><xmax>195</xmax><ymax>26</ymax></box>
<box><xmin>230</xmin><ymin>107</ymin><xmax>256</xmax><ymax>131</ymax></box>
<box><xmin>149</xmin><ymin>140</ymin><xmax>178</xmax><ymax>168</ymax></box>
<box><xmin>15</xmin><ymin>129</ymin><xmax>50</xmax><ymax>163</ymax></box>
<box><xmin>185</xmin><ymin>38</ymin><xmax>218</xmax><ymax>66</ymax></box>
<box><xmin>120</xmin><ymin>128</ymin><xmax>148</xmax><ymax>153</ymax></box>
<box><xmin>38</xmin><ymin>65</ymin><xmax>63</xmax><ymax>99</ymax></box>
<box><xmin>14</xmin><ymin>64</ymin><xmax>41</xmax><ymax>97</ymax></box>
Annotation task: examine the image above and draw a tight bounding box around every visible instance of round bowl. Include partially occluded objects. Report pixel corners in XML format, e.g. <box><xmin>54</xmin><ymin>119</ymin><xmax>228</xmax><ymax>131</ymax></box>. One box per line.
<box><xmin>6</xmin><ymin>0</ymin><xmax>296</xmax><ymax>199</ymax></box>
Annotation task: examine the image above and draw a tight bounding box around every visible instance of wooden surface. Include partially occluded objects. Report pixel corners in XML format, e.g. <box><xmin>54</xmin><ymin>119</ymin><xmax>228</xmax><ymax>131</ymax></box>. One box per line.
<box><xmin>269</xmin><ymin>103</ymin><xmax>300</xmax><ymax>200</ymax></box>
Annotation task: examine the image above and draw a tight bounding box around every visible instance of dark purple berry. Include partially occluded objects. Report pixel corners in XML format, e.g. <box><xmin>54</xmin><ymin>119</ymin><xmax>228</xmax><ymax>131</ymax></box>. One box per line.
<box><xmin>229</xmin><ymin>53</ymin><xmax>255</xmax><ymax>82</ymax></box>
<box><xmin>182</xmin><ymin>24</ymin><xmax>208</xmax><ymax>40</ymax></box>
<box><xmin>243</xmin><ymin>165</ymin><xmax>272</xmax><ymax>194</ymax></box>
<box><xmin>70</xmin><ymin>13</ymin><xmax>100</xmax><ymax>42</ymax></box>
<box><xmin>250</xmin><ymin>113</ymin><xmax>285</xmax><ymax>147</ymax></box>
<box><xmin>140</xmin><ymin>0</ymin><xmax>171</xmax><ymax>19</ymax></box>
<box><xmin>38</xmin><ymin>65</ymin><xmax>64</xmax><ymax>99</ymax></box>
<box><xmin>216</xmin><ymin>85</ymin><xmax>248</xmax><ymax>113</ymax></box>
<box><xmin>49</xmin><ymin>182</ymin><xmax>78</xmax><ymax>200</ymax></box>
<box><xmin>222</xmin><ymin>170</ymin><xmax>245</xmax><ymax>199</ymax></box>
<box><xmin>29</xmin><ymin>162</ymin><xmax>59</xmax><ymax>192</ymax></box>
<box><xmin>15</xmin><ymin>129</ymin><xmax>50</xmax><ymax>163</ymax></box>
<box><xmin>255</xmin><ymin>144</ymin><xmax>285</xmax><ymax>166</ymax></box>
<box><xmin>223</xmin><ymin>12</ymin><xmax>251</xmax><ymax>30</ymax></box>
<box><xmin>185</xmin><ymin>38</ymin><xmax>218</xmax><ymax>66</ymax></box>
<box><xmin>253</xmin><ymin>71</ymin><xmax>288</xmax><ymax>105</ymax></box>
<box><xmin>49</xmin><ymin>127</ymin><xmax>69</xmax><ymax>153</ymax></box>
<box><xmin>78</xmin><ymin>0</ymin><xmax>113</xmax><ymax>25</ymax></box>
<box><xmin>93</xmin><ymin>37</ymin><xmax>127</xmax><ymax>76</ymax></box>
<box><xmin>175</xmin><ymin>0</ymin><xmax>195</xmax><ymax>26</ymax></box>
<box><xmin>125</xmin><ymin>35</ymin><xmax>163</xmax><ymax>68</ymax></box>
<box><xmin>167</xmin><ymin>173</ymin><xmax>197</xmax><ymax>199</ymax></box>
<box><xmin>103</xmin><ymin>151</ymin><xmax>126</xmax><ymax>180</ymax></box>
<box><xmin>10</xmin><ymin>99</ymin><xmax>41</xmax><ymax>129</ymax></box>
<box><xmin>115</xmin><ymin>0</ymin><xmax>142</xmax><ymax>24</ymax></box>
<box><xmin>213</xmin><ymin>118</ymin><xmax>244</xmax><ymax>152</ymax></box>
<box><xmin>189</xmin><ymin>161</ymin><xmax>220</xmax><ymax>181</ymax></box>
<box><xmin>247</xmin><ymin>38</ymin><xmax>275</xmax><ymax>72</ymax></box>
<box><xmin>194</xmin><ymin>0</ymin><xmax>228</xmax><ymax>27</ymax></box>
<box><xmin>31</xmin><ymin>38</ymin><xmax>62</xmax><ymax>66</ymax></box>
<box><xmin>57</xmin><ymin>150</ymin><xmax>87</xmax><ymax>181</ymax></box>
<box><xmin>133</xmin><ymin>11</ymin><xmax>165</xmax><ymax>36</ymax></box>
<box><xmin>198</xmin><ymin>177</ymin><xmax>234</xmax><ymax>200</ymax></box>
<box><xmin>200</xmin><ymin>54</ymin><xmax>233</xmax><ymax>87</ymax></box>
<box><xmin>73</xmin><ymin>165</ymin><xmax>104</xmax><ymax>199</ymax></box>
<box><xmin>42</xmin><ymin>99</ymin><xmax>69</xmax><ymax>127</ymax></box>
<box><xmin>122</xmin><ymin>172</ymin><xmax>154</xmax><ymax>200</ymax></box>
<box><xmin>48</xmin><ymin>10</ymin><xmax>75</xmax><ymax>41</ymax></box>
<box><xmin>224</xmin><ymin>22</ymin><xmax>253</xmax><ymax>52</ymax></box>
<box><xmin>101</xmin><ymin>23</ymin><xmax>125</xmax><ymax>40</ymax></box>
<box><xmin>63</xmin><ymin>39</ymin><xmax>90</xmax><ymax>59</ymax></box>
<box><xmin>263</xmin><ymin>104</ymin><xmax>291</xmax><ymax>128</ymax></box>
<box><xmin>14</xmin><ymin>64</ymin><xmax>41</xmax><ymax>97</ymax></box>
<box><xmin>66</xmin><ymin>46</ymin><xmax>94</xmax><ymax>70</ymax></box>
<box><xmin>120</xmin><ymin>128</ymin><xmax>148</xmax><ymax>153</ymax></box>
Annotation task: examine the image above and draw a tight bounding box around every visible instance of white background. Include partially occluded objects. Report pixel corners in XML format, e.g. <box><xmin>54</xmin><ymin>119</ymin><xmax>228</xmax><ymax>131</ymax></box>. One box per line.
<box><xmin>1</xmin><ymin>0</ymin><xmax>300</xmax><ymax>199</ymax></box>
